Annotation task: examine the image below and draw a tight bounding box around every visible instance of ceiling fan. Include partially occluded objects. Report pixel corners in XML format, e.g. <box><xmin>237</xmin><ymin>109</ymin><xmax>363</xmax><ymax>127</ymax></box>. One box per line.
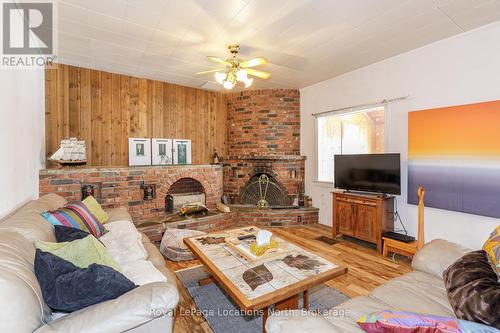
<box><xmin>196</xmin><ymin>45</ymin><xmax>271</xmax><ymax>90</ymax></box>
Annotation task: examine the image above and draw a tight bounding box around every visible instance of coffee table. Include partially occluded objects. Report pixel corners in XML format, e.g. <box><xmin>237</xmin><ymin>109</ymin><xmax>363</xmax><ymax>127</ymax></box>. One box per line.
<box><xmin>184</xmin><ymin>226</ymin><xmax>347</xmax><ymax>332</ymax></box>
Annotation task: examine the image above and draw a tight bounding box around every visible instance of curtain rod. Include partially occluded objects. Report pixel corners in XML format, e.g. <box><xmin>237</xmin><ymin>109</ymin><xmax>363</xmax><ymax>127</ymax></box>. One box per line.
<box><xmin>311</xmin><ymin>95</ymin><xmax>409</xmax><ymax>117</ymax></box>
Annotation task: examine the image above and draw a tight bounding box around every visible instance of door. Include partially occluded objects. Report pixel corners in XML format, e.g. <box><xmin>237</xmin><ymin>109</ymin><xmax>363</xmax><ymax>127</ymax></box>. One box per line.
<box><xmin>354</xmin><ymin>204</ymin><xmax>377</xmax><ymax>242</ymax></box>
<box><xmin>336</xmin><ymin>201</ymin><xmax>354</xmax><ymax>235</ymax></box>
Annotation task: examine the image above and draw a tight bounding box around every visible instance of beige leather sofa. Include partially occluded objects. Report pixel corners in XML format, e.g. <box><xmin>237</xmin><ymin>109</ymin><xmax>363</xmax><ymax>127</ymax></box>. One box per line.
<box><xmin>0</xmin><ymin>194</ymin><xmax>179</xmax><ymax>333</ymax></box>
<box><xmin>266</xmin><ymin>239</ymin><xmax>471</xmax><ymax>333</ymax></box>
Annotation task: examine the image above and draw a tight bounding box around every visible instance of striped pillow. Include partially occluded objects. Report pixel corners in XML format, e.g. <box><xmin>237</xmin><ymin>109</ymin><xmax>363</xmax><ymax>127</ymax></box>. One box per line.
<box><xmin>42</xmin><ymin>202</ymin><xmax>106</xmax><ymax>238</ymax></box>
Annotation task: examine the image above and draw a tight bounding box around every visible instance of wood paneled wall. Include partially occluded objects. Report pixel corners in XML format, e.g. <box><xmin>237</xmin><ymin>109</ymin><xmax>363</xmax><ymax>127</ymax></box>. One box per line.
<box><xmin>45</xmin><ymin>64</ymin><xmax>227</xmax><ymax>167</ymax></box>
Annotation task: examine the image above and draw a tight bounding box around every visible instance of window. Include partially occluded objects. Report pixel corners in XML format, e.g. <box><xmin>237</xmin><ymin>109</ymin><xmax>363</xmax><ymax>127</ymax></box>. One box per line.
<box><xmin>317</xmin><ymin>106</ymin><xmax>386</xmax><ymax>182</ymax></box>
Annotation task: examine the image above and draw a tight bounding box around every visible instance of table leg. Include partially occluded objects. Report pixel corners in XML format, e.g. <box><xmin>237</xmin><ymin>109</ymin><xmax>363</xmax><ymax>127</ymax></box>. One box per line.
<box><xmin>262</xmin><ymin>306</ymin><xmax>269</xmax><ymax>333</ymax></box>
<box><xmin>303</xmin><ymin>290</ymin><xmax>309</xmax><ymax>310</ymax></box>
<box><xmin>275</xmin><ymin>294</ymin><xmax>299</xmax><ymax>310</ymax></box>
<box><xmin>263</xmin><ymin>294</ymin><xmax>301</xmax><ymax>333</ymax></box>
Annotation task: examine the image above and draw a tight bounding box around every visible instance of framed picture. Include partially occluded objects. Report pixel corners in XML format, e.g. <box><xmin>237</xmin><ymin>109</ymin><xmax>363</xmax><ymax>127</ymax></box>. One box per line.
<box><xmin>408</xmin><ymin>100</ymin><xmax>500</xmax><ymax>218</ymax></box>
<box><xmin>128</xmin><ymin>138</ymin><xmax>151</xmax><ymax>166</ymax></box>
<box><xmin>152</xmin><ymin>138</ymin><xmax>173</xmax><ymax>165</ymax></box>
<box><xmin>173</xmin><ymin>139</ymin><xmax>192</xmax><ymax>164</ymax></box>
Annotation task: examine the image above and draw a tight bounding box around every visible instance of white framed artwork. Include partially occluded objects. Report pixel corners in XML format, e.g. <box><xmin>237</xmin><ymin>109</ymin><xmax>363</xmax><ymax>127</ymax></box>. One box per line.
<box><xmin>173</xmin><ymin>139</ymin><xmax>192</xmax><ymax>164</ymax></box>
<box><xmin>128</xmin><ymin>138</ymin><xmax>151</xmax><ymax>166</ymax></box>
<box><xmin>152</xmin><ymin>138</ymin><xmax>173</xmax><ymax>165</ymax></box>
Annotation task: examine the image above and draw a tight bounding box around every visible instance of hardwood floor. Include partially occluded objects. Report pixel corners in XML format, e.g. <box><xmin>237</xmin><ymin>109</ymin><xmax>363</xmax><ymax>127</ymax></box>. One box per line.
<box><xmin>165</xmin><ymin>224</ymin><xmax>412</xmax><ymax>333</ymax></box>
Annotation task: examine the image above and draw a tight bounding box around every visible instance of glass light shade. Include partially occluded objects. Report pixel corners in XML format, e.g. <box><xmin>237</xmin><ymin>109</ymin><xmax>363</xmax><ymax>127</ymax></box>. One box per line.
<box><xmin>214</xmin><ymin>72</ymin><xmax>226</xmax><ymax>84</ymax></box>
<box><xmin>236</xmin><ymin>69</ymin><xmax>248</xmax><ymax>82</ymax></box>
<box><xmin>223</xmin><ymin>80</ymin><xmax>235</xmax><ymax>90</ymax></box>
<box><xmin>243</xmin><ymin>77</ymin><xmax>253</xmax><ymax>88</ymax></box>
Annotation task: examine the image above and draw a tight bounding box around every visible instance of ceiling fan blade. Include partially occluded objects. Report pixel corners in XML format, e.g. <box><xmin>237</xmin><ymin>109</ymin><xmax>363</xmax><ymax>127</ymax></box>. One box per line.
<box><xmin>207</xmin><ymin>56</ymin><xmax>230</xmax><ymax>65</ymax></box>
<box><xmin>240</xmin><ymin>57</ymin><xmax>268</xmax><ymax>68</ymax></box>
<box><xmin>196</xmin><ymin>69</ymin><xmax>224</xmax><ymax>75</ymax></box>
<box><xmin>245</xmin><ymin>68</ymin><xmax>271</xmax><ymax>79</ymax></box>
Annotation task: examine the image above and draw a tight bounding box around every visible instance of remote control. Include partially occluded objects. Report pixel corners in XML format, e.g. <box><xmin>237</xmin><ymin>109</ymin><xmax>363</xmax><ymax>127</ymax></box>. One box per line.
<box><xmin>237</xmin><ymin>234</ymin><xmax>256</xmax><ymax>241</ymax></box>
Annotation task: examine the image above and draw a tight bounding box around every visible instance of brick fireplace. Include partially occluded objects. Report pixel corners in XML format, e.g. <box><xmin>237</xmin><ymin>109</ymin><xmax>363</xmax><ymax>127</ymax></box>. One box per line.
<box><xmin>223</xmin><ymin>156</ymin><xmax>305</xmax><ymax>205</ymax></box>
<box><xmin>39</xmin><ymin>165</ymin><xmax>222</xmax><ymax>223</ymax></box>
<box><xmin>38</xmin><ymin>88</ymin><xmax>318</xmax><ymax>235</ymax></box>
<box><xmin>224</xmin><ymin>89</ymin><xmax>305</xmax><ymax>206</ymax></box>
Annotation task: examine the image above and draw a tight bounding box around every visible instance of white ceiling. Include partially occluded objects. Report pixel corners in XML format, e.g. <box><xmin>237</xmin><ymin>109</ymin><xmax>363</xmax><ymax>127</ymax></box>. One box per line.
<box><xmin>56</xmin><ymin>0</ymin><xmax>500</xmax><ymax>90</ymax></box>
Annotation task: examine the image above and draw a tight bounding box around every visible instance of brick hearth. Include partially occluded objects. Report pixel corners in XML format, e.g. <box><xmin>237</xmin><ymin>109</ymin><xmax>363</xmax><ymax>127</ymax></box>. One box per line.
<box><xmin>137</xmin><ymin>206</ymin><xmax>319</xmax><ymax>245</ymax></box>
<box><xmin>39</xmin><ymin>165</ymin><xmax>222</xmax><ymax>223</ymax></box>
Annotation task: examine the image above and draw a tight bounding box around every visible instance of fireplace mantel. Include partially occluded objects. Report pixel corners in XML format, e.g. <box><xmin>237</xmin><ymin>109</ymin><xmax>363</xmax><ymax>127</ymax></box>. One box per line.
<box><xmin>40</xmin><ymin>164</ymin><xmax>221</xmax><ymax>174</ymax></box>
<box><xmin>225</xmin><ymin>155</ymin><xmax>306</xmax><ymax>161</ymax></box>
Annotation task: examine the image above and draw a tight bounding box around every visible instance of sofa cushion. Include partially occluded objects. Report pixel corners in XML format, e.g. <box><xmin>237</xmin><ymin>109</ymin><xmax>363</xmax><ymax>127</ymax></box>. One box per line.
<box><xmin>357</xmin><ymin>310</ymin><xmax>500</xmax><ymax>333</ymax></box>
<box><xmin>266</xmin><ymin>310</ymin><xmax>340</xmax><ymax>333</ymax></box>
<box><xmin>325</xmin><ymin>296</ymin><xmax>389</xmax><ymax>332</ymax></box>
<box><xmin>35</xmin><ymin>236</ymin><xmax>122</xmax><ymax>273</ymax></box>
<box><xmin>34</xmin><ymin>249</ymin><xmax>136</xmax><ymax>312</ymax></box>
<box><xmin>412</xmin><ymin>239</ymin><xmax>471</xmax><ymax>279</ymax></box>
<box><xmin>54</xmin><ymin>225</ymin><xmax>91</xmax><ymax>242</ymax></box>
<box><xmin>19</xmin><ymin>193</ymin><xmax>68</xmax><ymax>213</ymax></box>
<box><xmin>41</xmin><ymin>202</ymin><xmax>107</xmax><ymax>238</ymax></box>
<box><xmin>120</xmin><ymin>260</ymin><xmax>168</xmax><ymax>286</ymax></box>
<box><xmin>369</xmin><ymin>271</ymin><xmax>455</xmax><ymax>317</ymax></box>
<box><xmin>0</xmin><ymin>194</ymin><xmax>67</xmax><ymax>243</ymax></box>
<box><xmin>443</xmin><ymin>250</ymin><xmax>500</xmax><ymax>329</ymax></box>
<box><xmin>0</xmin><ymin>210</ymin><xmax>57</xmax><ymax>243</ymax></box>
<box><xmin>0</xmin><ymin>230</ymin><xmax>51</xmax><ymax>333</ymax></box>
<box><xmin>106</xmin><ymin>206</ymin><xmax>133</xmax><ymax>223</ymax></box>
<box><xmin>98</xmin><ymin>221</ymin><xmax>167</xmax><ymax>285</ymax></box>
<box><xmin>99</xmin><ymin>220</ymin><xmax>147</xmax><ymax>265</ymax></box>
<box><xmin>82</xmin><ymin>196</ymin><xmax>109</xmax><ymax>224</ymax></box>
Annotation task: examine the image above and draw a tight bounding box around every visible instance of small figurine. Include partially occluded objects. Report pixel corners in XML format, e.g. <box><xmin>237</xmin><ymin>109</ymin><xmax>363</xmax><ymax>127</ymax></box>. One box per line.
<box><xmin>212</xmin><ymin>148</ymin><xmax>220</xmax><ymax>164</ymax></box>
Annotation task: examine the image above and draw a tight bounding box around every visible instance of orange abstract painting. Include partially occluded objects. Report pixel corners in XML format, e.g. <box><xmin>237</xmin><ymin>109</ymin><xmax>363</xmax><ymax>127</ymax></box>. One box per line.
<box><xmin>408</xmin><ymin>100</ymin><xmax>500</xmax><ymax>218</ymax></box>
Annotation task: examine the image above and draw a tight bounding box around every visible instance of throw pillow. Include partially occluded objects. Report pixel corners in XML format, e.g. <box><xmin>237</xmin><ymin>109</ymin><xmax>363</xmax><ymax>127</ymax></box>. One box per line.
<box><xmin>482</xmin><ymin>225</ymin><xmax>500</xmax><ymax>273</ymax></box>
<box><xmin>34</xmin><ymin>249</ymin><xmax>136</xmax><ymax>312</ymax></box>
<box><xmin>35</xmin><ymin>235</ymin><xmax>122</xmax><ymax>273</ymax></box>
<box><xmin>443</xmin><ymin>250</ymin><xmax>500</xmax><ymax>329</ymax></box>
<box><xmin>357</xmin><ymin>310</ymin><xmax>500</xmax><ymax>333</ymax></box>
<box><xmin>82</xmin><ymin>195</ymin><xmax>109</xmax><ymax>224</ymax></box>
<box><xmin>54</xmin><ymin>225</ymin><xmax>91</xmax><ymax>242</ymax></box>
<box><xmin>41</xmin><ymin>202</ymin><xmax>106</xmax><ymax>238</ymax></box>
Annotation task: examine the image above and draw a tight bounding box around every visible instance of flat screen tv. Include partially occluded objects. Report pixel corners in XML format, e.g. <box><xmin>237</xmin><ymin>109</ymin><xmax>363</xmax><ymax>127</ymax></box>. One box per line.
<box><xmin>334</xmin><ymin>153</ymin><xmax>401</xmax><ymax>195</ymax></box>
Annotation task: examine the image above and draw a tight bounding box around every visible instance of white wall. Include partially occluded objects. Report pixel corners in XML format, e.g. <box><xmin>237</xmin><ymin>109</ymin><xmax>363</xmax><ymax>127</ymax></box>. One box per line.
<box><xmin>0</xmin><ymin>68</ymin><xmax>45</xmax><ymax>218</ymax></box>
<box><xmin>301</xmin><ymin>21</ymin><xmax>500</xmax><ymax>250</ymax></box>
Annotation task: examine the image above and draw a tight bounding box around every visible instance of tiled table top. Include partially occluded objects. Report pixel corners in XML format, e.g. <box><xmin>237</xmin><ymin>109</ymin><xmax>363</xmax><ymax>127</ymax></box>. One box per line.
<box><xmin>185</xmin><ymin>226</ymin><xmax>345</xmax><ymax>307</ymax></box>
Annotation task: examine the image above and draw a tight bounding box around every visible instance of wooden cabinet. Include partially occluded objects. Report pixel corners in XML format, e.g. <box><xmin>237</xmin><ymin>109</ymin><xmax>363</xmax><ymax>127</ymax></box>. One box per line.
<box><xmin>332</xmin><ymin>192</ymin><xmax>394</xmax><ymax>253</ymax></box>
<box><xmin>336</xmin><ymin>201</ymin><xmax>354</xmax><ymax>234</ymax></box>
<box><xmin>355</xmin><ymin>204</ymin><xmax>377</xmax><ymax>242</ymax></box>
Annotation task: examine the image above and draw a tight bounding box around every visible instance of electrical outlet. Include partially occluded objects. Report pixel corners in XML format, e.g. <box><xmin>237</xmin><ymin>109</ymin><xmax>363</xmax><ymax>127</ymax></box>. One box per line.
<box><xmin>297</xmin><ymin>216</ymin><xmax>302</xmax><ymax>223</ymax></box>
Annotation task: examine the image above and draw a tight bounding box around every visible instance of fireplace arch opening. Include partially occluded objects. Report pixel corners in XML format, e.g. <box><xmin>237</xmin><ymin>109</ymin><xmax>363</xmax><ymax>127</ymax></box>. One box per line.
<box><xmin>240</xmin><ymin>173</ymin><xmax>289</xmax><ymax>207</ymax></box>
<box><xmin>167</xmin><ymin>177</ymin><xmax>205</xmax><ymax>195</ymax></box>
<box><xmin>165</xmin><ymin>177</ymin><xmax>206</xmax><ymax>213</ymax></box>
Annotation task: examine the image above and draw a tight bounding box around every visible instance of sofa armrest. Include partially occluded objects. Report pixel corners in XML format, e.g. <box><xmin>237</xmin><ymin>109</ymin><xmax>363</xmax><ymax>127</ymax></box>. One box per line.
<box><xmin>412</xmin><ymin>239</ymin><xmax>471</xmax><ymax>279</ymax></box>
<box><xmin>266</xmin><ymin>310</ymin><xmax>342</xmax><ymax>333</ymax></box>
<box><xmin>35</xmin><ymin>282</ymin><xmax>179</xmax><ymax>333</ymax></box>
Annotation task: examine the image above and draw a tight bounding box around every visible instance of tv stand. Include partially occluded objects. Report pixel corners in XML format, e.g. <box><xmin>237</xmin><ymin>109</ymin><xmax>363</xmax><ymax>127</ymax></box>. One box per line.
<box><xmin>332</xmin><ymin>191</ymin><xmax>394</xmax><ymax>253</ymax></box>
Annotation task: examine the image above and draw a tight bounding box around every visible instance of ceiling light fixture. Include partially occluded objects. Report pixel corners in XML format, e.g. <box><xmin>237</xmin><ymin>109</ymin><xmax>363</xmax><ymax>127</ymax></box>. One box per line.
<box><xmin>197</xmin><ymin>45</ymin><xmax>271</xmax><ymax>90</ymax></box>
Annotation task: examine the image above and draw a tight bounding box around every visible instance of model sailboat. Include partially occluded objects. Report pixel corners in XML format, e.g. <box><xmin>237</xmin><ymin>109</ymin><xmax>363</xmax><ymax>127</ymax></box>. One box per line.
<box><xmin>49</xmin><ymin>138</ymin><xmax>87</xmax><ymax>165</ymax></box>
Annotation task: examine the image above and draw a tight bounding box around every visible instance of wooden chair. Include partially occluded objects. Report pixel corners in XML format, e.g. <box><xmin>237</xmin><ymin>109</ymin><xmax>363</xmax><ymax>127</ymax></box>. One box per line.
<box><xmin>382</xmin><ymin>186</ymin><xmax>425</xmax><ymax>258</ymax></box>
